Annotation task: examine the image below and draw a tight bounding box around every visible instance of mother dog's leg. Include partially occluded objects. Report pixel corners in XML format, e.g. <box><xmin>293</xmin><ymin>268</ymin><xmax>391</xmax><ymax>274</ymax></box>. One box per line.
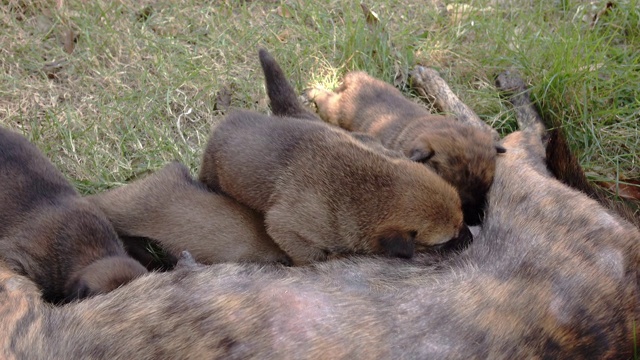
<box><xmin>497</xmin><ymin>70</ymin><xmax>640</xmax><ymax>229</ymax></box>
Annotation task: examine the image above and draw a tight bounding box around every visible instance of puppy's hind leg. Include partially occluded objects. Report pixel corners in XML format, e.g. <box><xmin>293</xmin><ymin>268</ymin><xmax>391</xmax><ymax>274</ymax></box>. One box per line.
<box><xmin>264</xmin><ymin>205</ymin><xmax>328</xmax><ymax>266</ymax></box>
<box><xmin>303</xmin><ymin>87</ymin><xmax>344</xmax><ymax>126</ymax></box>
<box><xmin>258</xmin><ymin>48</ymin><xmax>320</xmax><ymax>121</ymax></box>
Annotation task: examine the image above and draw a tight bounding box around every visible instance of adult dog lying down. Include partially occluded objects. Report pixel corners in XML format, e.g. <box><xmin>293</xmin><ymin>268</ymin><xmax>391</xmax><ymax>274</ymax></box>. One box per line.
<box><xmin>1</xmin><ymin>71</ymin><xmax>638</xmax><ymax>359</ymax></box>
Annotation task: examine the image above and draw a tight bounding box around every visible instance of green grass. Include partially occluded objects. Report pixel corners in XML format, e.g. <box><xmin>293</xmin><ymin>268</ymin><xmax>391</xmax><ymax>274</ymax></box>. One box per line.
<box><xmin>0</xmin><ymin>0</ymin><xmax>638</xmax><ymax>199</ymax></box>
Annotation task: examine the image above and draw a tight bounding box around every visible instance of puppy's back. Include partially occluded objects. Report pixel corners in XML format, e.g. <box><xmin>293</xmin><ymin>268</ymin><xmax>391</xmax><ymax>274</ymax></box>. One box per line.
<box><xmin>0</xmin><ymin>128</ymin><xmax>76</xmax><ymax>236</ymax></box>
<box><xmin>200</xmin><ymin>110</ymin><xmax>321</xmax><ymax>210</ymax></box>
<box><xmin>90</xmin><ymin>162</ymin><xmax>291</xmax><ymax>266</ymax></box>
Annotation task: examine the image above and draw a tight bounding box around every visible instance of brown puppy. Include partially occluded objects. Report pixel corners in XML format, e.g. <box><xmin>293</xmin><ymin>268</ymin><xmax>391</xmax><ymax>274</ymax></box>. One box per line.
<box><xmin>199</xmin><ymin>110</ymin><xmax>465</xmax><ymax>265</ymax></box>
<box><xmin>198</xmin><ymin>51</ymin><xmax>466</xmax><ymax>265</ymax></box>
<box><xmin>0</xmin><ymin>127</ymin><xmax>147</xmax><ymax>304</ymax></box>
<box><xmin>307</xmin><ymin>72</ymin><xmax>505</xmax><ymax>225</ymax></box>
<box><xmin>88</xmin><ymin>161</ymin><xmax>291</xmax><ymax>267</ymax></box>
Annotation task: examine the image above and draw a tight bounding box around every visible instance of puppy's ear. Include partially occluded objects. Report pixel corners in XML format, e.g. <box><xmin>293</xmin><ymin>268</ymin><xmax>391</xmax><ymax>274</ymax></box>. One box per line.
<box><xmin>495</xmin><ymin>145</ymin><xmax>507</xmax><ymax>154</ymax></box>
<box><xmin>409</xmin><ymin>147</ymin><xmax>435</xmax><ymax>163</ymax></box>
<box><xmin>377</xmin><ymin>231</ymin><xmax>415</xmax><ymax>259</ymax></box>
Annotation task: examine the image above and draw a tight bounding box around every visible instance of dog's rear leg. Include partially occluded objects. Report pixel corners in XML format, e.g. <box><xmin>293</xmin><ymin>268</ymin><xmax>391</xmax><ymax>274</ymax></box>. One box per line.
<box><xmin>495</xmin><ymin>70</ymin><xmax>546</xmax><ymax>140</ymax></box>
<box><xmin>496</xmin><ymin>70</ymin><xmax>640</xmax><ymax>227</ymax></box>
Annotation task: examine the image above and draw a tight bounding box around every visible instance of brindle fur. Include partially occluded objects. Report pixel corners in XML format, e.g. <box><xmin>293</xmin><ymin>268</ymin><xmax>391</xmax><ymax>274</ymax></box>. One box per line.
<box><xmin>495</xmin><ymin>70</ymin><xmax>640</xmax><ymax>229</ymax></box>
<box><xmin>198</xmin><ymin>52</ymin><xmax>466</xmax><ymax>265</ymax></box>
<box><xmin>0</xmin><ymin>127</ymin><xmax>147</xmax><ymax>304</ymax></box>
<box><xmin>88</xmin><ymin>162</ymin><xmax>291</xmax><ymax>267</ymax></box>
<box><xmin>307</xmin><ymin>71</ymin><xmax>504</xmax><ymax>225</ymax></box>
<box><xmin>0</xmin><ymin>86</ymin><xmax>638</xmax><ymax>357</ymax></box>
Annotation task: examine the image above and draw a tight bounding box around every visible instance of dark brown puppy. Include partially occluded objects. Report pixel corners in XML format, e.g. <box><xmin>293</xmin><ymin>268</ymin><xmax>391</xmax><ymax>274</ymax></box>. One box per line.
<box><xmin>307</xmin><ymin>72</ymin><xmax>505</xmax><ymax>225</ymax></box>
<box><xmin>0</xmin><ymin>127</ymin><xmax>147</xmax><ymax>303</ymax></box>
<box><xmin>88</xmin><ymin>161</ymin><xmax>291</xmax><ymax>266</ymax></box>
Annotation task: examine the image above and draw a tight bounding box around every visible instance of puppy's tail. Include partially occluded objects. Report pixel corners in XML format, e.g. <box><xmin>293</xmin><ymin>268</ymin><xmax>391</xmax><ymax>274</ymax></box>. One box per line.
<box><xmin>258</xmin><ymin>48</ymin><xmax>319</xmax><ymax>121</ymax></box>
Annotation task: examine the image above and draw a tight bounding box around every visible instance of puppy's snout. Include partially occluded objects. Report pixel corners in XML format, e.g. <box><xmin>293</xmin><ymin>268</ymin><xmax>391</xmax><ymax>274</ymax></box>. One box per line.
<box><xmin>451</xmin><ymin>224</ymin><xmax>473</xmax><ymax>252</ymax></box>
<box><xmin>434</xmin><ymin>225</ymin><xmax>473</xmax><ymax>254</ymax></box>
<box><xmin>277</xmin><ymin>255</ymin><xmax>293</xmax><ymax>267</ymax></box>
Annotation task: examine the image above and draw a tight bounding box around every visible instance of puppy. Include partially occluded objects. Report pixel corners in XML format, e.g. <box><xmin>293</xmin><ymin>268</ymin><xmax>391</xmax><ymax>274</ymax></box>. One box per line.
<box><xmin>307</xmin><ymin>71</ymin><xmax>506</xmax><ymax>225</ymax></box>
<box><xmin>198</xmin><ymin>54</ymin><xmax>466</xmax><ymax>266</ymax></box>
<box><xmin>259</xmin><ymin>49</ymin><xmax>409</xmax><ymax>160</ymax></box>
<box><xmin>88</xmin><ymin>161</ymin><xmax>292</xmax><ymax>266</ymax></box>
<box><xmin>0</xmin><ymin>127</ymin><xmax>147</xmax><ymax>303</ymax></box>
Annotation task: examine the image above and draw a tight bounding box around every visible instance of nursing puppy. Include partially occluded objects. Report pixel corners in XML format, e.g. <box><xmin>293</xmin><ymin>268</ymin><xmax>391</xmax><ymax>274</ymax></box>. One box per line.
<box><xmin>259</xmin><ymin>49</ymin><xmax>408</xmax><ymax>161</ymax></box>
<box><xmin>88</xmin><ymin>161</ymin><xmax>291</xmax><ymax>267</ymax></box>
<box><xmin>0</xmin><ymin>127</ymin><xmax>147</xmax><ymax>304</ymax></box>
<box><xmin>307</xmin><ymin>72</ymin><xmax>505</xmax><ymax>225</ymax></box>
<box><xmin>199</xmin><ymin>111</ymin><xmax>465</xmax><ymax>265</ymax></box>
<box><xmin>199</xmin><ymin>54</ymin><xmax>465</xmax><ymax>265</ymax></box>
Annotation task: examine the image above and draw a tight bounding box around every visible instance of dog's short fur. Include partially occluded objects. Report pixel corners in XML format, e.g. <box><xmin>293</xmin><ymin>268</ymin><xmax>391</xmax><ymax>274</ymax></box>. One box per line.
<box><xmin>88</xmin><ymin>161</ymin><xmax>292</xmax><ymax>267</ymax></box>
<box><xmin>1</xmin><ymin>118</ymin><xmax>637</xmax><ymax>357</ymax></box>
<box><xmin>308</xmin><ymin>72</ymin><xmax>505</xmax><ymax>225</ymax></box>
<box><xmin>199</xmin><ymin>110</ymin><xmax>465</xmax><ymax>265</ymax></box>
<box><xmin>0</xmin><ymin>127</ymin><xmax>147</xmax><ymax>303</ymax></box>
<box><xmin>198</xmin><ymin>51</ymin><xmax>467</xmax><ymax>265</ymax></box>
<box><xmin>0</xmin><ymin>71</ymin><xmax>638</xmax><ymax>358</ymax></box>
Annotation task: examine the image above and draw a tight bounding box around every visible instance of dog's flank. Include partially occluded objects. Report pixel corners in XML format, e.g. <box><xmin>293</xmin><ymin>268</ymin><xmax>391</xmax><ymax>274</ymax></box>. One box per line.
<box><xmin>0</xmin><ymin>127</ymin><xmax>147</xmax><ymax>303</ymax></box>
<box><xmin>308</xmin><ymin>71</ymin><xmax>505</xmax><ymax>225</ymax></box>
<box><xmin>88</xmin><ymin>161</ymin><xmax>291</xmax><ymax>267</ymax></box>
